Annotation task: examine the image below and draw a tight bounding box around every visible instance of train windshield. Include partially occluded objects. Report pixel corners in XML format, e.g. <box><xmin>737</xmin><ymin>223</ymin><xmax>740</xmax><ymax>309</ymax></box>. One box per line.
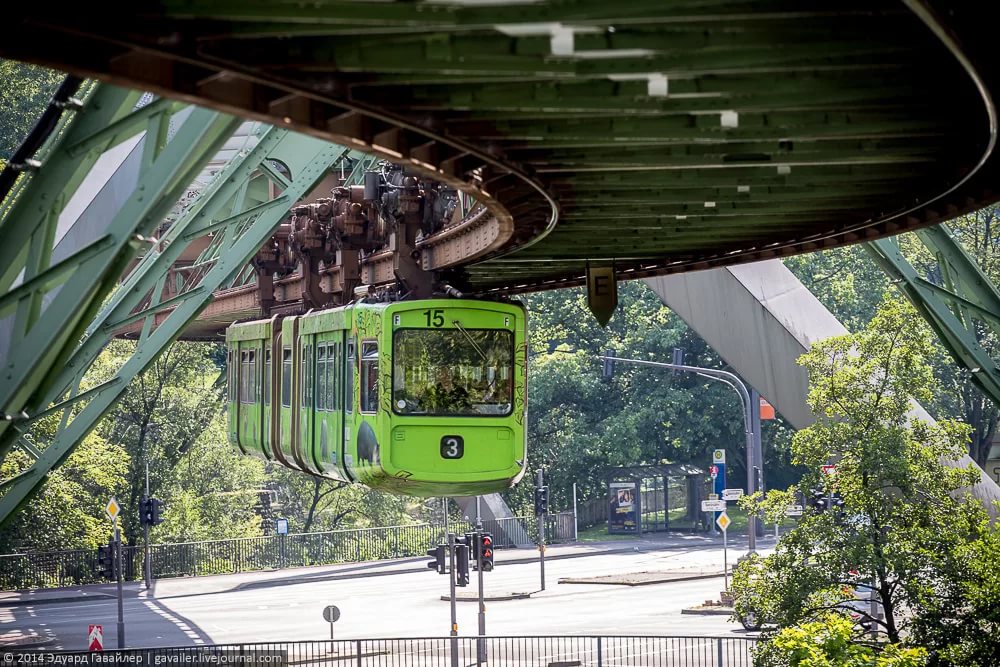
<box><xmin>392</xmin><ymin>328</ymin><xmax>513</xmax><ymax>416</ymax></box>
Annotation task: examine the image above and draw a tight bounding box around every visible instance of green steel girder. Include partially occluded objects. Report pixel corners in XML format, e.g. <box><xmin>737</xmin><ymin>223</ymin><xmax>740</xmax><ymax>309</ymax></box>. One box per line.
<box><xmin>0</xmin><ymin>128</ymin><xmax>350</xmax><ymax>528</ymax></box>
<box><xmin>0</xmin><ymin>85</ymin><xmax>238</xmax><ymax>449</ymax></box>
<box><xmin>867</xmin><ymin>226</ymin><xmax>1000</xmax><ymax>409</ymax></box>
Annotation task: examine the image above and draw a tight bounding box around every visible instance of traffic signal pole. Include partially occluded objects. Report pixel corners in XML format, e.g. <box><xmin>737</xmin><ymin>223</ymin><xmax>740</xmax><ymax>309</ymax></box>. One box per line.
<box><xmin>536</xmin><ymin>470</ymin><xmax>546</xmax><ymax>592</ymax></box>
<box><xmin>476</xmin><ymin>530</ymin><xmax>486</xmax><ymax>665</ymax></box>
<box><xmin>447</xmin><ymin>533</ymin><xmax>458</xmax><ymax>667</ymax></box>
<box><xmin>143</xmin><ymin>462</ymin><xmax>151</xmax><ymax>590</ymax></box>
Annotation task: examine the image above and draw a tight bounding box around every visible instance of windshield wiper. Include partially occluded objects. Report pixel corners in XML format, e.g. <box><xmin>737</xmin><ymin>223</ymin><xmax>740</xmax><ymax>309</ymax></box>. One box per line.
<box><xmin>451</xmin><ymin>319</ymin><xmax>487</xmax><ymax>362</ymax></box>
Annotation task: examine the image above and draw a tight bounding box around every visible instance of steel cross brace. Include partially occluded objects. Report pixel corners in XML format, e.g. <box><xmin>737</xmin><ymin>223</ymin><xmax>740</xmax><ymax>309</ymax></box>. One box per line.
<box><xmin>0</xmin><ymin>84</ymin><xmax>238</xmax><ymax>449</ymax></box>
<box><xmin>0</xmin><ymin>130</ymin><xmax>348</xmax><ymax>528</ymax></box>
<box><xmin>867</xmin><ymin>225</ymin><xmax>1000</xmax><ymax>408</ymax></box>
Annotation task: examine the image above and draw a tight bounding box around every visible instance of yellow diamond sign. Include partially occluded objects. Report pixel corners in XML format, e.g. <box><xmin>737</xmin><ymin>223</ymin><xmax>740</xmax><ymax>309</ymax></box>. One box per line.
<box><xmin>105</xmin><ymin>497</ymin><xmax>121</xmax><ymax>521</ymax></box>
<box><xmin>716</xmin><ymin>511</ymin><xmax>731</xmax><ymax>533</ymax></box>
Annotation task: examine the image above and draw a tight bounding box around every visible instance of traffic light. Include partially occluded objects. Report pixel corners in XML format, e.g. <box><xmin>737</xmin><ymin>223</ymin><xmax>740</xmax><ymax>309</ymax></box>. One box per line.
<box><xmin>98</xmin><ymin>543</ymin><xmax>115</xmax><ymax>580</ymax></box>
<box><xmin>601</xmin><ymin>350</ymin><xmax>615</xmax><ymax>381</ymax></box>
<box><xmin>150</xmin><ymin>498</ymin><xmax>164</xmax><ymax>525</ymax></box>
<box><xmin>480</xmin><ymin>533</ymin><xmax>494</xmax><ymax>572</ymax></box>
<box><xmin>534</xmin><ymin>486</ymin><xmax>549</xmax><ymax>516</ymax></box>
<box><xmin>426</xmin><ymin>544</ymin><xmax>446</xmax><ymax>574</ymax></box>
<box><xmin>808</xmin><ymin>488</ymin><xmax>828</xmax><ymax>512</ymax></box>
<box><xmin>140</xmin><ymin>497</ymin><xmax>165</xmax><ymax>526</ymax></box>
<box><xmin>454</xmin><ymin>543</ymin><xmax>470</xmax><ymax>587</ymax></box>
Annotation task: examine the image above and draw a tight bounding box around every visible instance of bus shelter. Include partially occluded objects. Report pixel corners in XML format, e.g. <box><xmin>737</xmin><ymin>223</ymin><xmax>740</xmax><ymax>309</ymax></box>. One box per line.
<box><xmin>607</xmin><ymin>464</ymin><xmax>706</xmax><ymax>535</ymax></box>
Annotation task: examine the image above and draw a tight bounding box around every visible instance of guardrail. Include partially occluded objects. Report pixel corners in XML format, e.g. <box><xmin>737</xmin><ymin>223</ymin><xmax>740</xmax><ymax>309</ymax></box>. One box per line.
<box><xmin>4</xmin><ymin>636</ymin><xmax>757</xmax><ymax>666</ymax></box>
<box><xmin>0</xmin><ymin>514</ymin><xmax>575</xmax><ymax>591</ymax></box>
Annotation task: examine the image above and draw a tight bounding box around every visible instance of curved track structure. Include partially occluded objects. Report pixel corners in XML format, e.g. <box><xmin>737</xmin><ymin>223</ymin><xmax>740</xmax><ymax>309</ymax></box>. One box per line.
<box><xmin>2</xmin><ymin>1</ymin><xmax>999</xmax><ymax>294</ymax></box>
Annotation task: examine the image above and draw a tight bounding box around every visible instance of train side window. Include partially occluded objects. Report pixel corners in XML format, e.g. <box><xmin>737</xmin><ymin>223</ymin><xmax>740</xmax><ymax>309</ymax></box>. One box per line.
<box><xmin>281</xmin><ymin>347</ymin><xmax>292</xmax><ymax>408</ymax></box>
<box><xmin>248</xmin><ymin>350</ymin><xmax>256</xmax><ymax>402</ymax></box>
<box><xmin>227</xmin><ymin>351</ymin><xmax>234</xmax><ymax>402</ymax></box>
<box><xmin>326</xmin><ymin>343</ymin><xmax>336</xmax><ymax>411</ymax></box>
<box><xmin>317</xmin><ymin>345</ymin><xmax>327</xmax><ymax>411</ymax></box>
<box><xmin>361</xmin><ymin>341</ymin><xmax>378</xmax><ymax>413</ymax></box>
<box><xmin>302</xmin><ymin>344</ymin><xmax>313</xmax><ymax>408</ymax></box>
<box><xmin>346</xmin><ymin>341</ymin><xmax>355</xmax><ymax>414</ymax></box>
<box><xmin>240</xmin><ymin>350</ymin><xmax>248</xmax><ymax>403</ymax></box>
<box><xmin>263</xmin><ymin>349</ymin><xmax>272</xmax><ymax>406</ymax></box>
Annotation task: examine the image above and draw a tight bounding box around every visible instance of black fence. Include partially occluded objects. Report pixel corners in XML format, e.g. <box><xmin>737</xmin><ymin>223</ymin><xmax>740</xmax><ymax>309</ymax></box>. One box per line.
<box><xmin>0</xmin><ymin>514</ymin><xmax>574</xmax><ymax>591</ymax></box>
<box><xmin>7</xmin><ymin>636</ymin><xmax>757</xmax><ymax>666</ymax></box>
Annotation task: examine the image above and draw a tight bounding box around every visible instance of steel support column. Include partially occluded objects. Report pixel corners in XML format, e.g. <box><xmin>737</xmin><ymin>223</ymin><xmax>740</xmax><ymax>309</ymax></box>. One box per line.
<box><xmin>0</xmin><ymin>83</ymin><xmax>237</xmax><ymax>450</ymax></box>
<box><xmin>867</xmin><ymin>225</ymin><xmax>1000</xmax><ymax>408</ymax></box>
<box><xmin>0</xmin><ymin>128</ymin><xmax>349</xmax><ymax>527</ymax></box>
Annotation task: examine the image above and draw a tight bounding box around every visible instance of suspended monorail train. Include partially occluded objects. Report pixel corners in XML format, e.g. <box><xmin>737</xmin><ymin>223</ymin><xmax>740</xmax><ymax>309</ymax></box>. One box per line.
<box><xmin>226</xmin><ymin>299</ymin><xmax>527</xmax><ymax>496</ymax></box>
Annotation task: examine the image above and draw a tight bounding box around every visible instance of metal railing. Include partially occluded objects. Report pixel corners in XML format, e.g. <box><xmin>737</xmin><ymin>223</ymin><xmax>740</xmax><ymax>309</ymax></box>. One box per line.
<box><xmin>0</xmin><ymin>514</ymin><xmax>575</xmax><ymax>591</ymax></box>
<box><xmin>13</xmin><ymin>636</ymin><xmax>757</xmax><ymax>666</ymax></box>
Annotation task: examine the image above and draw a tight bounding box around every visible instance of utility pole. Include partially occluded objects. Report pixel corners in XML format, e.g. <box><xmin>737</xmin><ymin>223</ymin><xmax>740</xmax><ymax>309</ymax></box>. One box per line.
<box><xmin>474</xmin><ymin>499</ymin><xmax>486</xmax><ymax>649</ymax></box>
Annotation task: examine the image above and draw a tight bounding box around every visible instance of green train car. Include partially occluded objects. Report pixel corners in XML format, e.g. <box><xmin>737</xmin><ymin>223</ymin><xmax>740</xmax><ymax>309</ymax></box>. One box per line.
<box><xmin>226</xmin><ymin>299</ymin><xmax>527</xmax><ymax>496</ymax></box>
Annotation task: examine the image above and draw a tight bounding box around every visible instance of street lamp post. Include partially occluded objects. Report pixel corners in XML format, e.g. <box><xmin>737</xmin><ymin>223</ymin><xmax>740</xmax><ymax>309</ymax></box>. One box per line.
<box><xmin>598</xmin><ymin>354</ymin><xmax>760</xmax><ymax>554</ymax></box>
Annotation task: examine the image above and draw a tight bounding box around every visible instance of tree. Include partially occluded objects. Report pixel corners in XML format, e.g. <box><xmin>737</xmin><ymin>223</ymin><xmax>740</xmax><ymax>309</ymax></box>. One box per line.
<box><xmin>511</xmin><ymin>281</ymin><xmax>801</xmax><ymax>515</ymax></box>
<box><xmin>0</xmin><ymin>60</ymin><xmax>64</xmax><ymax>164</ymax></box>
<box><xmin>732</xmin><ymin>298</ymin><xmax>986</xmax><ymax>646</ymax></box>
<box><xmin>753</xmin><ymin>614</ymin><xmax>926</xmax><ymax>667</ymax></box>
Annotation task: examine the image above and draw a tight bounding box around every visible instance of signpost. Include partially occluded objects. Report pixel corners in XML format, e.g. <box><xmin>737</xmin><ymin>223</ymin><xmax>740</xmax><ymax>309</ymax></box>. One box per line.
<box><xmin>88</xmin><ymin>625</ymin><xmax>103</xmax><ymax>652</ymax></box>
<box><xmin>711</xmin><ymin>450</ymin><xmax>726</xmax><ymax>529</ymax></box>
<box><xmin>105</xmin><ymin>497</ymin><xmax>125</xmax><ymax>649</ymax></box>
<box><xmin>322</xmin><ymin>605</ymin><xmax>340</xmax><ymax>640</ymax></box>
<box><xmin>716</xmin><ymin>511</ymin><xmax>731</xmax><ymax>590</ymax></box>
<box><xmin>701</xmin><ymin>499</ymin><xmax>727</xmax><ymax>512</ymax></box>
<box><xmin>722</xmin><ymin>488</ymin><xmax>744</xmax><ymax>501</ymax></box>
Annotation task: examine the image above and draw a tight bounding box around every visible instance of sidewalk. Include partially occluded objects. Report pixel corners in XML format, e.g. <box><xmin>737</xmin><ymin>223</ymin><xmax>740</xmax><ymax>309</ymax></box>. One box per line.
<box><xmin>0</xmin><ymin>531</ymin><xmax>772</xmax><ymax>608</ymax></box>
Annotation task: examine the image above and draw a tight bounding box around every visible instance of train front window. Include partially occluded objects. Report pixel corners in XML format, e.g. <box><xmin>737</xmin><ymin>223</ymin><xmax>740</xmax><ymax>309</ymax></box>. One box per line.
<box><xmin>392</xmin><ymin>328</ymin><xmax>513</xmax><ymax>416</ymax></box>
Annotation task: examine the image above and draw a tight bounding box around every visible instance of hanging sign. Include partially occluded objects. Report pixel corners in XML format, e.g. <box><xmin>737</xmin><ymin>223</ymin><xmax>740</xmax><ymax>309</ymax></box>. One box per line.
<box><xmin>586</xmin><ymin>264</ymin><xmax>618</xmax><ymax>326</ymax></box>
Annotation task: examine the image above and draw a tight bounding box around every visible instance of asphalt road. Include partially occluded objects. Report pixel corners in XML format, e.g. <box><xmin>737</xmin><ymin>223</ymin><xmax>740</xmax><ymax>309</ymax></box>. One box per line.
<box><xmin>2</xmin><ymin>545</ymin><xmax>757</xmax><ymax>650</ymax></box>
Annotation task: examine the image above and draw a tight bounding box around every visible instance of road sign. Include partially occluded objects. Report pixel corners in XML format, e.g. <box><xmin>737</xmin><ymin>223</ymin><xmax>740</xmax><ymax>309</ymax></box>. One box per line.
<box><xmin>821</xmin><ymin>464</ymin><xmax>837</xmax><ymax>476</ymax></box>
<box><xmin>713</xmin><ymin>449</ymin><xmax>726</xmax><ymax>464</ymax></box>
<box><xmin>701</xmin><ymin>499</ymin><xmax>727</xmax><ymax>512</ymax></box>
<box><xmin>708</xmin><ymin>493</ymin><xmax>719</xmax><ymax>500</ymax></box>
<box><xmin>716</xmin><ymin>512</ymin><xmax>731</xmax><ymax>532</ymax></box>
<box><xmin>785</xmin><ymin>504</ymin><xmax>804</xmax><ymax>517</ymax></box>
<box><xmin>722</xmin><ymin>488</ymin><xmax>744</xmax><ymax>501</ymax></box>
<box><xmin>105</xmin><ymin>498</ymin><xmax>120</xmax><ymax>521</ymax></box>
<box><xmin>276</xmin><ymin>518</ymin><xmax>288</xmax><ymax>535</ymax></box>
<box><xmin>88</xmin><ymin>624</ymin><xmax>103</xmax><ymax>651</ymax></box>
<box><xmin>322</xmin><ymin>605</ymin><xmax>341</xmax><ymax>623</ymax></box>
<box><xmin>709</xmin><ymin>465</ymin><xmax>718</xmax><ymax>479</ymax></box>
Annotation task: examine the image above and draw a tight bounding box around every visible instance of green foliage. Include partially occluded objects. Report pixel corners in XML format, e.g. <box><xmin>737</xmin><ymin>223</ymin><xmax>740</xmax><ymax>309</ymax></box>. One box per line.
<box><xmin>510</xmin><ymin>282</ymin><xmax>801</xmax><ymax>514</ymax></box>
<box><xmin>732</xmin><ymin>297</ymin><xmax>988</xmax><ymax>651</ymax></box>
<box><xmin>0</xmin><ymin>434</ymin><xmax>129</xmax><ymax>552</ymax></box>
<box><xmin>754</xmin><ymin>614</ymin><xmax>926</xmax><ymax>667</ymax></box>
<box><xmin>0</xmin><ymin>60</ymin><xmax>64</xmax><ymax>164</ymax></box>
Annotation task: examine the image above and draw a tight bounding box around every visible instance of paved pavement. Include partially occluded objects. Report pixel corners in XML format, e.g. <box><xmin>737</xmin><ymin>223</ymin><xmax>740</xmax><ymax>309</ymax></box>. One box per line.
<box><xmin>0</xmin><ymin>533</ymin><xmax>773</xmax><ymax>650</ymax></box>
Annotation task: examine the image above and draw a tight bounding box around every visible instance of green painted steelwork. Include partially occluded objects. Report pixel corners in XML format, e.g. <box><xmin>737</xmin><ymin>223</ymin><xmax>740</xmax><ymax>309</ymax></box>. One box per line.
<box><xmin>867</xmin><ymin>224</ymin><xmax>1000</xmax><ymax>409</ymax></box>
<box><xmin>0</xmin><ymin>123</ymin><xmax>356</xmax><ymax>528</ymax></box>
<box><xmin>0</xmin><ymin>84</ymin><xmax>237</xmax><ymax>449</ymax></box>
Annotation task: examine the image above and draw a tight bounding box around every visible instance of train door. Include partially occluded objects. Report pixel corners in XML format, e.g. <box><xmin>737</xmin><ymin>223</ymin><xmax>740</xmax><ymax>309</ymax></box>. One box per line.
<box><xmin>343</xmin><ymin>338</ymin><xmax>356</xmax><ymax>480</ymax></box>
<box><xmin>298</xmin><ymin>333</ymin><xmax>316</xmax><ymax>473</ymax></box>
<box><xmin>278</xmin><ymin>317</ymin><xmax>305</xmax><ymax>471</ymax></box>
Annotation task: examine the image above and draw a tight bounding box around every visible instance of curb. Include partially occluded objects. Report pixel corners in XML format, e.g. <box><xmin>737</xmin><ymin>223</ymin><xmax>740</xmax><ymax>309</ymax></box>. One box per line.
<box><xmin>559</xmin><ymin>571</ymin><xmax>724</xmax><ymax>587</ymax></box>
<box><xmin>0</xmin><ymin>593</ymin><xmax>115</xmax><ymax>608</ymax></box>
<box><xmin>681</xmin><ymin>606</ymin><xmax>735</xmax><ymax>616</ymax></box>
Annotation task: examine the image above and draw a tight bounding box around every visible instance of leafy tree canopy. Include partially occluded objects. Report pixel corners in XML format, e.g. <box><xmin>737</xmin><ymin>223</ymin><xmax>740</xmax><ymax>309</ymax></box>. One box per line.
<box><xmin>733</xmin><ymin>298</ymin><xmax>989</xmax><ymax>656</ymax></box>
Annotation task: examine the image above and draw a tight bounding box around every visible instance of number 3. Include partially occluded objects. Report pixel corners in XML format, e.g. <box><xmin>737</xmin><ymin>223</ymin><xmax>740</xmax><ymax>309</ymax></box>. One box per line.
<box><xmin>445</xmin><ymin>438</ymin><xmax>459</xmax><ymax>457</ymax></box>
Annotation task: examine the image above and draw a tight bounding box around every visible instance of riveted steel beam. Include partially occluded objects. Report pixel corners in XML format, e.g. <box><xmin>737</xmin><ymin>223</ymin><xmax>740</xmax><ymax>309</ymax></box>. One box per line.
<box><xmin>0</xmin><ymin>128</ymin><xmax>350</xmax><ymax>528</ymax></box>
<box><xmin>867</xmin><ymin>226</ymin><xmax>1000</xmax><ymax>408</ymax></box>
<box><xmin>0</xmin><ymin>85</ymin><xmax>238</xmax><ymax>450</ymax></box>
